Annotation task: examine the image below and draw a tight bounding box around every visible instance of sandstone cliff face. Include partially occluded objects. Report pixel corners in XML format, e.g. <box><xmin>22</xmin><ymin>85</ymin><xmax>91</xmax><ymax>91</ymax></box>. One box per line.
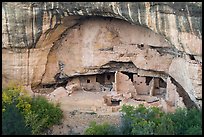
<box><xmin>2</xmin><ymin>2</ymin><xmax>202</xmax><ymax>54</ymax></box>
<box><xmin>2</xmin><ymin>2</ymin><xmax>202</xmax><ymax>109</ymax></box>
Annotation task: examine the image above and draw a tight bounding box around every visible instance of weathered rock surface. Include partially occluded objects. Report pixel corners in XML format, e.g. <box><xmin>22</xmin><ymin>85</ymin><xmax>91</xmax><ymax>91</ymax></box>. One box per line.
<box><xmin>2</xmin><ymin>2</ymin><xmax>202</xmax><ymax>109</ymax></box>
<box><xmin>2</xmin><ymin>2</ymin><xmax>202</xmax><ymax>55</ymax></box>
<box><xmin>169</xmin><ymin>58</ymin><xmax>202</xmax><ymax>108</ymax></box>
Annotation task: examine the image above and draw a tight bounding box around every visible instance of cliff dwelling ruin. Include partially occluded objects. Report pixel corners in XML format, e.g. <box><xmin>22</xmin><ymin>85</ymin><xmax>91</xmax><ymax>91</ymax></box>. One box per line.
<box><xmin>2</xmin><ymin>2</ymin><xmax>202</xmax><ymax>115</ymax></box>
<box><xmin>24</xmin><ymin>16</ymin><xmax>200</xmax><ymax>112</ymax></box>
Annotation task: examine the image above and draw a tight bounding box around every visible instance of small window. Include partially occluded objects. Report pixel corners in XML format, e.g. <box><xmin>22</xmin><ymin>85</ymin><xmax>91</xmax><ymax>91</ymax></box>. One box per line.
<box><xmin>137</xmin><ymin>44</ymin><xmax>145</xmax><ymax>50</ymax></box>
<box><xmin>189</xmin><ymin>55</ymin><xmax>195</xmax><ymax>60</ymax></box>
<box><xmin>159</xmin><ymin>78</ymin><xmax>167</xmax><ymax>88</ymax></box>
<box><xmin>87</xmin><ymin>79</ymin><xmax>90</xmax><ymax>83</ymax></box>
<box><xmin>107</xmin><ymin>75</ymin><xmax>111</xmax><ymax>80</ymax></box>
<box><xmin>146</xmin><ymin>77</ymin><xmax>153</xmax><ymax>85</ymax></box>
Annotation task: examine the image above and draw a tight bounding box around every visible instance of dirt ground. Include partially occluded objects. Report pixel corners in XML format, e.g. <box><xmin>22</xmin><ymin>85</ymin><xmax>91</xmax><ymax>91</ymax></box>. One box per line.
<box><xmin>45</xmin><ymin>90</ymin><xmax>122</xmax><ymax>135</ymax></box>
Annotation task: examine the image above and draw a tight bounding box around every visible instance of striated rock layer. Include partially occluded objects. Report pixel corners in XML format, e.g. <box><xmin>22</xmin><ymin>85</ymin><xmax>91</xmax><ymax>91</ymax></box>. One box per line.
<box><xmin>2</xmin><ymin>2</ymin><xmax>202</xmax><ymax>109</ymax></box>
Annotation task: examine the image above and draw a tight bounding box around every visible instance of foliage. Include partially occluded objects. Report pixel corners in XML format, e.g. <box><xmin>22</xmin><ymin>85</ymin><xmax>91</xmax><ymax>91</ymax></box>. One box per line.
<box><xmin>120</xmin><ymin>104</ymin><xmax>202</xmax><ymax>135</ymax></box>
<box><xmin>2</xmin><ymin>101</ymin><xmax>32</xmax><ymax>135</ymax></box>
<box><xmin>120</xmin><ymin>104</ymin><xmax>165</xmax><ymax>135</ymax></box>
<box><xmin>2</xmin><ymin>83</ymin><xmax>63</xmax><ymax>135</ymax></box>
<box><xmin>2</xmin><ymin>82</ymin><xmax>31</xmax><ymax>113</ymax></box>
<box><xmin>28</xmin><ymin>96</ymin><xmax>63</xmax><ymax>134</ymax></box>
<box><xmin>2</xmin><ymin>83</ymin><xmax>32</xmax><ymax>135</ymax></box>
<box><xmin>168</xmin><ymin>107</ymin><xmax>202</xmax><ymax>135</ymax></box>
<box><xmin>84</xmin><ymin>121</ymin><xmax>119</xmax><ymax>135</ymax></box>
<box><xmin>154</xmin><ymin>114</ymin><xmax>174</xmax><ymax>135</ymax></box>
<box><xmin>24</xmin><ymin>111</ymin><xmax>49</xmax><ymax>134</ymax></box>
<box><xmin>84</xmin><ymin>104</ymin><xmax>202</xmax><ymax>135</ymax></box>
<box><xmin>119</xmin><ymin>114</ymin><xmax>132</xmax><ymax>135</ymax></box>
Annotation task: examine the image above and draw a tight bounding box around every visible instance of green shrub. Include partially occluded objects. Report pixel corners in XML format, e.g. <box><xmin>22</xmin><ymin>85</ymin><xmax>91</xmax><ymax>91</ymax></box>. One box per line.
<box><xmin>2</xmin><ymin>101</ymin><xmax>32</xmax><ymax>135</ymax></box>
<box><xmin>168</xmin><ymin>107</ymin><xmax>202</xmax><ymax>135</ymax></box>
<box><xmin>2</xmin><ymin>83</ymin><xmax>63</xmax><ymax>135</ymax></box>
<box><xmin>2</xmin><ymin>83</ymin><xmax>32</xmax><ymax>135</ymax></box>
<box><xmin>154</xmin><ymin>114</ymin><xmax>174</xmax><ymax>135</ymax></box>
<box><xmin>84</xmin><ymin>121</ymin><xmax>119</xmax><ymax>135</ymax></box>
<box><xmin>120</xmin><ymin>104</ymin><xmax>202</xmax><ymax>135</ymax></box>
<box><xmin>120</xmin><ymin>104</ymin><xmax>165</xmax><ymax>135</ymax></box>
<box><xmin>185</xmin><ymin>126</ymin><xmax>202</xmax><ymax>135</ymax></box>
<box><xmin>84</xmin><ymin>105</ymin><xmax>202</xmax><ymax>135</ymax></box>
<box><xmin>119</xmin><ymin>115</ymin><xmax>132</xmax><ymax>135</ymax></box>
<box><xmin>30</xmin><ymin>96</ymin><xmax>63</xmax><ymax>129</ymax></box>
<box><xmin>2</xmin><ymin>82</ymin><xmax>31</xmax><ymax>113</ymax></box>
